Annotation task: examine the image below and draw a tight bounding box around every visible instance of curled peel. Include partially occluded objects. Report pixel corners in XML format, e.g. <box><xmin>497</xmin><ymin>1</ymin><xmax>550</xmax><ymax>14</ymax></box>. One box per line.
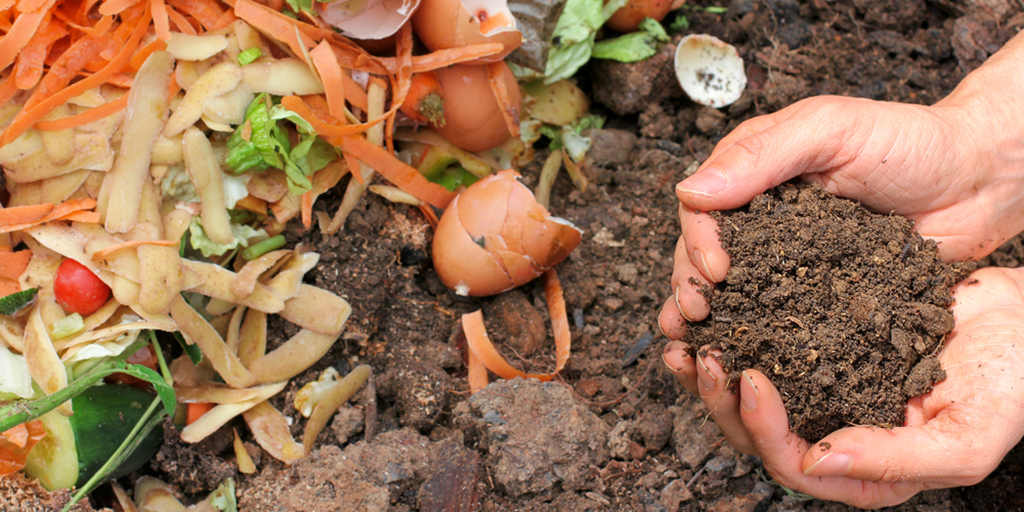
<box><xmin>317</xmin><ymin>0</ymin><xmax>423</xmax><ymax>40</ymax></box>
<box><xmin>432</xmin><ymin>169</ymin><xmax>582</xmax><ymax>297</ymax></box>
<box><xmin>463</xmin><ymin>269</ymin><xmax>571</xmax><ymax>392</ymax></box>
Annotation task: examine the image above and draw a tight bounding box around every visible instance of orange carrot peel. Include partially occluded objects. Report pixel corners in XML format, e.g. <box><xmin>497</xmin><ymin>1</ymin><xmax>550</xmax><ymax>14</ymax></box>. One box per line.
<box><xmin>0</xmin><ymin>421</ymin><xmax>46</xmax><ymax>476</ymax></box>
<box><xmin>462</xmin><ymin>269</ymin><xmax>571</xmax><ymax>392</ymax></box>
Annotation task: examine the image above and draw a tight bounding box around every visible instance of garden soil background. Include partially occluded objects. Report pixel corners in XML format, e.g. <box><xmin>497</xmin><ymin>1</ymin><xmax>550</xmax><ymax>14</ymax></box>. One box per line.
<box><xmin>10</xmin><ymin>0</ymin><xmax>1024</xmax><ymax>511</ymax></box>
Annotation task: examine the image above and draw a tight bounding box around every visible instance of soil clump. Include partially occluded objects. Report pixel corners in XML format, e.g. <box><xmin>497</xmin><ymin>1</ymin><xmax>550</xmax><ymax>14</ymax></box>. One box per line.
<box><xmin>686</xmin><ymin>182</ymin><xmax>974</xmax><ymax>441</ymax></box>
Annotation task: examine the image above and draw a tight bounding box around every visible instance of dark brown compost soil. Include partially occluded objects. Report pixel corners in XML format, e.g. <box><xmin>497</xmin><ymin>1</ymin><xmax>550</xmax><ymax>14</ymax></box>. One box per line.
<box><xmin>685</xmin><ymin>182</ymin><xmax>974</xmax><ymax>441</ymax></box>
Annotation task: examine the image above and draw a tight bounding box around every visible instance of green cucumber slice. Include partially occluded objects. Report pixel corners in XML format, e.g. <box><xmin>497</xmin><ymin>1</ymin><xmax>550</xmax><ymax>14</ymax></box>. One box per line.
<box><xmin>24</xmin><ymin>384</ymin><xmax>164</xmax><ymax>490</ymax></box>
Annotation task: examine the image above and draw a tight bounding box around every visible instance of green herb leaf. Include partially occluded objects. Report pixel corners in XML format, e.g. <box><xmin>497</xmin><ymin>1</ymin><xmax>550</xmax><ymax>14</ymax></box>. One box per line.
<box><xmin>121</xmin><ymin>363</ymin><xmax>177</xmax><ymax>416</ymax></box>
<box><xmin>0</xmin><ymin>287</ymin><xmax>37</xmax><ymax>316</ymax></box>
<box><xmin>544</xmin><ymin>0</ymin><xmax>628</xmax><ymax>84</ymax></box>
<box><xmin>669</xmin><ymin>13</ymin><xmax>689</xmax><ymax>32</ymax></box>
<box><xmin>592</xmin><ymin>17</ymin><xmax>669</xmax><ymax>62</ymax></box>
<box><xmin>174</xmin><ymin>331</ymin><xmax>204</xmax><ymax>365</ymax></box>
<box><xmin>237</xmin><ymin>47</ymin><xmax>264</xmax><ymax>66</ymax></box>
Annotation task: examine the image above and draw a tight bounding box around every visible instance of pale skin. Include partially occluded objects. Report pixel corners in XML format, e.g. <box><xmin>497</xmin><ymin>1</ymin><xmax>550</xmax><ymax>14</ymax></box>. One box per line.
<box><xmin>660</xmin><ymin>32</ymin><xmax>1024</xmax><ymax>508</ymax></box>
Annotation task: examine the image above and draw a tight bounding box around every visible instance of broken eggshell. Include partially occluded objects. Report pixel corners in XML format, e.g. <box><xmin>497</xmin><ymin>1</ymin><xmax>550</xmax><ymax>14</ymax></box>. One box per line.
<box><xmin>432</xmin><ymin>62</ymin><xmax>522</xmax><ymax>152</ymax></box>
<box><xmin>316</xmin><ymin>0</ymin><xmax>421</xmax><ymax>40</ymax></box>
<box><xmin>674</xmin><ymin>34</ymin><xmax>746</xmax><ymax>108</ymax></box>
<box><xmin>411</xmin><ymin>0</ymin><xmax>523</xmax><ymax>63</ymax></box>
<box><xmin>432</xmin><ymin>169</ymin><xmax>582</xmax><ymax>297</ymax></box>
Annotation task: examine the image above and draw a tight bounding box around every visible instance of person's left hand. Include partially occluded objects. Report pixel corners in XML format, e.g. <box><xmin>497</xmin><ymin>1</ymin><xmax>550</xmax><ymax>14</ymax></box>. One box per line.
<box><xmin>662</xmin><ymin>266</ymin><xmax>1024</xmax><ymax>508</ymax></box>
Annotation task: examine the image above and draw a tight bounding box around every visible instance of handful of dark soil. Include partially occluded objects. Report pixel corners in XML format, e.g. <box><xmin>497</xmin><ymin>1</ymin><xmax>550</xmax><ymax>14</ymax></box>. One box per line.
<box><xmin>685</xmin><ymin>182</ymin><xmax>974</xmax><ymax>441</ymax></box>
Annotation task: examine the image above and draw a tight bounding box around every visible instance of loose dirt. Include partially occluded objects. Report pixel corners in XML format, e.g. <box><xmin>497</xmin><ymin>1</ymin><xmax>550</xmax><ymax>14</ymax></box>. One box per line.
<box><xmin>685</xmin><ymin>182</ymin><xmax>974</xmax><ymax>442</ymax></box>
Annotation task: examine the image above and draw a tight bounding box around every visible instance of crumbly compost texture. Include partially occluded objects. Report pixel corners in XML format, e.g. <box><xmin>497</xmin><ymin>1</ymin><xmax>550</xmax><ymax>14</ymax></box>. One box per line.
<box><xmin>685</xmin><ymin>182</ymin><xmax>974</xmax><ymax>441</ymax></box>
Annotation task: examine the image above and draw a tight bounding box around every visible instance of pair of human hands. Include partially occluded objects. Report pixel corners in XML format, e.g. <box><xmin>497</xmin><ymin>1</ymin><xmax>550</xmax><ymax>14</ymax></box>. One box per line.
<box><xmin>660</xmin><ymin>33</ymin><xmax>1024</xmax><ymax>508</ymax></box>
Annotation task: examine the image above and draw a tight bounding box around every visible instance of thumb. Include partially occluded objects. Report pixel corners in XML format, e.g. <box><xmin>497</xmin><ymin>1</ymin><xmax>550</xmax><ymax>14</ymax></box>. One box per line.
<box><xmin>676</xmin><ymin>98</ymin><xmax>860</xmax><ymax>212</ymax></box>
<box><xmin>801</xmin><ymin>405</ymin><xmax>1009</xmax><ymax>487</ymax></box>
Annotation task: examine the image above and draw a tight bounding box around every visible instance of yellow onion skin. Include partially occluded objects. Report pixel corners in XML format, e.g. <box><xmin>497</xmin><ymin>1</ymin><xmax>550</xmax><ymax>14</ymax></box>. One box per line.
<box><xmin>431</xmin><ymin>63</ymin><xmax>522</xmax><ymax>153</ymax></box>
<box><xmin>432</xmin><ymin>170</ymin><xmax>583</xmax><ymax>297</ymax></box>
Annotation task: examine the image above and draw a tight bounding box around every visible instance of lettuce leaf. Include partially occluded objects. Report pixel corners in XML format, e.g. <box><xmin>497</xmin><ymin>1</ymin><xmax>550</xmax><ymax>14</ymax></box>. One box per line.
<box><xmin>544</xmin><ymin>0</ymin><xmax>628</xmax><ymax>84</ymax></box>
<box><xmin>592</xmin><ymin>17</ymin><xmax>670</xmax><ymax>62</ymax></box>
<box><xmin>188</xmin><ymin>217</ymin><xmax>268</xmax><ymax>258</ymax></box>
<box><xmin>225</xmin><ymin>93</ymin><xmax>338</xmax><ymax>195</ymax></box>
<box><xmin>0</xmin><ymin>345</ymin><xmax>33</xmax><ymax>398</ymax></box>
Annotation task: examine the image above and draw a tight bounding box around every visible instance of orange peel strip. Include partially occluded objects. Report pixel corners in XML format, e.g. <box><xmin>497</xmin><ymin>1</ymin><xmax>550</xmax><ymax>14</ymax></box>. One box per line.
<box><xmin>486</xmin><ymin>61</ymin><xmax>519</xmax><ymax>138</ymax></box>
<box><xmin>461</xmin><ymin>269</ymin><xmax>571</xmax><ymax>390</ymax></box>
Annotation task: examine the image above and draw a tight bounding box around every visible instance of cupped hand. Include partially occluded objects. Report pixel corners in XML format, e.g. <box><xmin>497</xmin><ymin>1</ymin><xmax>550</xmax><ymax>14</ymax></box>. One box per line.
<box><xmin>659</xmin><ymin>90</ymin><xmax>1024</xmax><ymax>338</ymax></box>
<box><xmin>662</xmin><ymin>267</ymin><xmax>1024</xmax><ymax>508</ymax></box>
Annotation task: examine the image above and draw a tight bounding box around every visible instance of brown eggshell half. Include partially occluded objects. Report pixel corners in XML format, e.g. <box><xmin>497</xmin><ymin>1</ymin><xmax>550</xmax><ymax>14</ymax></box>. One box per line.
<box><xmin>431</xmin><ymin>63</ymin><xmax>522</xmax><ymax>153</ymax></box>
<box><xmin>604</xmin><ymin>0</ymin><xmax>673</xmax><ymax>33</ymax></box>
<box><xmin>411</xmin><ymin>0</ymin><xmax>522</xmax><ymax>63</ymax></box>
<box><xmin>432</xmin><ymin>170</ymin><xmax>583</xmax><ymax>297</ymax></box>
<box><xmin>432</xmin><ymin>193</ymin><xmax>514</xmax><ymax>296</ymax></box>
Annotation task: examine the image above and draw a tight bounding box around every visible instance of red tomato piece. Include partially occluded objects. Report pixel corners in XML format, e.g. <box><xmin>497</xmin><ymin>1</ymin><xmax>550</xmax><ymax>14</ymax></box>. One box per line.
<box><xmin>53</xmin><ymin>258</ymin><xmax>111</xmax><ymax>315</ymax></box>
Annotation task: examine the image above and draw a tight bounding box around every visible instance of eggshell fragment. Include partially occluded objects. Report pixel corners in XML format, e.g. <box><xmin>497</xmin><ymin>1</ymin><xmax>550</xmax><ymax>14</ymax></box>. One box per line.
<box><xmin>605</xmin><ymin>0</ymin><xmax>674</xmax><ymax>34</ymax></box>
<box><xmin>432</xmin><ymin>63</ymin><xmax>522</xmax><ymax>152</ymax></box>
<box><xmin>432</xmin><ymin>170</ymin><xmax>583</xmax><ymax>297</ymax></box>
<box><xmin>316</xmin><ymin>0</ymin><xmax>422</xmax><ymax>40</ymax></box>
<box><xmin>412</xmin><ymin>0</ymin><xmax>523</xmax><ymax>62</ymax></box>
<box><xmin>674</xmin><ymin>34</ymin><xmax>747</xmax><ymax>108</ymax></box>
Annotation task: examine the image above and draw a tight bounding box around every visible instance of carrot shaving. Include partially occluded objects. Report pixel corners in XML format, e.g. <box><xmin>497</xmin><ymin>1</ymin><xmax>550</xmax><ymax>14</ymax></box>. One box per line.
<box><xmin>279</xmin><ymin>95</ymin><xmax>379</xmax><ymax>138</ymax></box>
<box><xmin>300</xmin><ymin>191</ymin><xmax>313</xmax><ymax>229</ymax></box>
<box><xmin>343</xmin><ymin>151</ymin><xmax>364</xmax><ymax>186</ymax></box>
<box><xmin>0</xmin><ymin>75</ymin><xmax>17</xmax><ymax>107</ymax></box>
<box><xmin>186</xmin><ymin>402</ymin><xmax>215</xmax><ymax>425</ymax></box>
<box><xmin>486</xmin><ymin>61</ymin><xmax>519</xmax><ymax>138</ymax></box>
<box><xmin>91</xmin><ymin>239</ymin><xmax>176</xmax><ymax>261</ymax></box>
<box><xmin>460</xmin><ymin>269</ymin><xmax>571</xmax><ymax>390</ymax></box>
<box><xmin>309</xmin><ymin>41</ymin><xmax>347</xmax><ymax>124</ymax></box>
<box><xmin>417</xmin><ymin>203</ymin><xmax>439</xmax><ymax>230</ymax></box>
<box><xmin>98</xmin><ymin>0</ymin><xmax>142</xmax><ymax>16</ymax></box>
<box><xmin>166</xmin><ymin>0</ymin><xmax>222</xmax><ymax>29</ymax></box>
<box><xmin>0</xmin><ymin>198</ymin><xmax>97</xmax><ymax>233</ymax></box>
<box><xmin>0</xmin><ymin>9</ymin><xmax>46</xmax><ymax>73</ymax></box>
<box><xmin>14</xmin><ymin>17</ymin><xmax>66</xmax><ymax>89</ymax></box>
<box><xmin>466</xmin><ymin>344</ymin><xmax>489</xmax><ymax>394</ymax></box>
<box><xmin>0</xmin><ymin>420</ymin><xmax>45</xmax><ymax>476</ymax></box>
<box><xmin>0</xmin><ymin>279</ymin><xmax>20</xmax><ymax>297</ymax></box>
<box><xmin>36</xmin><ymin>93</ymin><xmax>128</xmax><ymax>131</ymax></box>
<box><xmin>2</xmin><ymin>4</ymin><xmax>151</xmax><ymax>144</ymax></box>
<box><xmin>234</xmin><ymin>0</ymin><xmax>315</xmax><ymax>60</ymax></box>
<box><xmin>341</xmin><ymin>135</ymin><xmax>456</xmax><ymax>209</ymax></box>
<box><xmin>165</xmin><ymin>5</ymin><xmax>197</xmax><ymax>34</ymax></box>
<box><xmin>210</xmin><ymin>8</ymin><xmax>235</xmax><ymax>29</ymax></box>
<box><xmin>341</xmin><ymin>72</ymin><xmax>368</xmax><ymax>111</ymax></box>
<box><xmin>57</xmin><ymin>210</ymin><xmax>100</xmax><ymax>223</ymax></box>
<box><xmin>130</xmin><ymin>37</ymin><xmax>167</xmax><ymax>70</ymax></box>
<box><xmin>16</xmin><ymin>0</ymin><xmax>55</xmax><ymax>13</ymax></box>
<box><xmin>150</xmin><ymin>0</ymin><xmax>170</xmax><ymax>40</ymax></box>
<box><xmin>0</xmin><ymin>249</ymin><xmax>32</xmax><ymax>280</ymax></box>
<box><xmin>379</xmin><ymin>43</ymin><xmax>505</xmax><ymax>74</ymax></box>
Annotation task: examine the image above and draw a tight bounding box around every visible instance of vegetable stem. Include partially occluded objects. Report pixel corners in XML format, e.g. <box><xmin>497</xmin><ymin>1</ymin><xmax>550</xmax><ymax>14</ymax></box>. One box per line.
<box><xmin>241</xmin><ymin>235</ymin><xmax>286</xmax><ymax>260</ymax></box>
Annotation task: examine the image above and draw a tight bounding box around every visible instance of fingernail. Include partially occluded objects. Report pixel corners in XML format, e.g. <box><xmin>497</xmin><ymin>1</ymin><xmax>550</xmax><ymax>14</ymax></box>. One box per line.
<box><xmin>740</xmin><ymin>370</ymin><xmax>758</xmax><ymax>411</ymax></box>
<box><xmin>678</xmin><ymin>168</ymin><xmax>729</xmax><ymax>197</ymax></box>
<box><xmin>674</xmin><ymin>286</ymin><xmax>694</xmax><ymax>323</ymax></box>
<box><xmin>662</xmin><ymin>341</ymin><xmax>689</xmax><ymax>371</ymax></box>
<box><xmin>693</xmin><ymin>248</ymin><xmax>715</xmax><ymax>282</ymax></box>
<box><xmin>803</xmin><ymin>452</ymin><xmax>852</xmax><ymax>477</ymax></box>
<box><xmin>697</xmin><ymin>355</ymin><xmax>717</xmax><ymax>390</ymax></box>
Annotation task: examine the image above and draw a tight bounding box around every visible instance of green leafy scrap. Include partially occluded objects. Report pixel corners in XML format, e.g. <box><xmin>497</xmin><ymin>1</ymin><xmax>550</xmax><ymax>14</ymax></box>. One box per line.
<box><xmin>669</xmin><ymin>13</ymin><xmax>690</xmax><ymax>31</ymax></box>
<box><xmin>0</xmin><ymin>288</ymin><xmax>37</xmax><ymax>316</ymax></box>
<box><xmin>225</xmin><ymin>93</ymin><xmax>339</xmax><ymax>195</ymax></box>
<box><xmin>544</xmin><ymin>0</ymin><xmax>628</xmax><ymax>84</ymax></box>
<box><xmin>237</xmin><ymin>47</ymin><xmax>264</xmax><ymax>66</ymax></box>
<box><xmin>592</xmin><ymin>17</ymin><xmax>670</xmax><ymax>62</ymax></box>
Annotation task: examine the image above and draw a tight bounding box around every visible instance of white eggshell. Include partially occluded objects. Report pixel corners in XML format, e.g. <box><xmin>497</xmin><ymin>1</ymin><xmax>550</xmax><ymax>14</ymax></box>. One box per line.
<box><xmin>674</xmin><ymin>34</ymin><xmax>747</xmax><ymax>108</ymax></box>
